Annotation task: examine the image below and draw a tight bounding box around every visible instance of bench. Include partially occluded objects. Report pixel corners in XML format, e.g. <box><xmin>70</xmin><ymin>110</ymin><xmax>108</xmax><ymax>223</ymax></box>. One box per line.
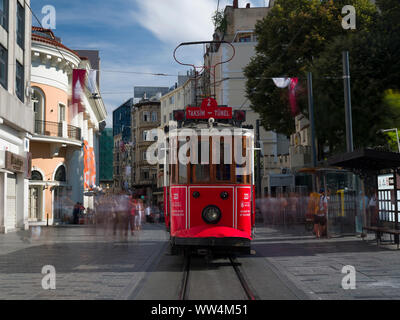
<box><xmin>362</xmin><ymin>226</ymin><xmax>400</xmax><ymax>249</ymax></box>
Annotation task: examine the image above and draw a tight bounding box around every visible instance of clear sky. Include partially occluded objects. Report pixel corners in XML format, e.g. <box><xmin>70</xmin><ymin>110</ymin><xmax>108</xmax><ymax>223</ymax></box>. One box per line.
<box><xmin>31</xmin><ymin>0</ymin><xmax>268</xmax><ymax>126</ymax></box>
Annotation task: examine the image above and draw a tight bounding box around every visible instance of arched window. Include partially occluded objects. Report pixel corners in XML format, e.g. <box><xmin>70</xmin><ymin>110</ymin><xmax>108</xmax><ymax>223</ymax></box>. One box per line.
<box><xmin>54</xmin><ymin>165</ymin><xmax>66</xmax><ymax>182</ymax></box>
<box><xmin>31</xmin><ymin>170</ymin><xmax>43</xmax><ymax>181</ymax></box>
<box><xmin>32</xmin><ymin>88</ymin><xmax>45</xmax><ymax>134</ymax></box>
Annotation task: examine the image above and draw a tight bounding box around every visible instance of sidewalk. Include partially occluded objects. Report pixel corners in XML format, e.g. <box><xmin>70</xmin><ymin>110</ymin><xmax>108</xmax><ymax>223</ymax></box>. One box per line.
<box><xmin>253</xmin><ymin>224</ymin><xmax>400</xmax><ymax>300</ymax></box>
<box><xmin>0</xmin><ymin>224</ymin><xmax>168</xmax><ymax>300</ymax></box>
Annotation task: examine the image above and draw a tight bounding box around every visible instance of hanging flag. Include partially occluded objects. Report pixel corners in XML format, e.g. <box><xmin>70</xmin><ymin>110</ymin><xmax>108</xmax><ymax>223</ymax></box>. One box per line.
<box><xmin>87</xmin><ymin>69</ymin><xmax>97</xmax><ymax>94</ymax></box>
<box><xmin>289</xmin><ymin>78</ymin><xmax>299</xmax><ymax>116</ymax></box>
<box><xmin>72</xmin><ymin>69</ymin><xmax>87</xmax><ymax>114</ymax></box>
<box><xmin>272</xmin><ymin>78</ymin><xmax>291</xmax><ymax>88</ymax></box>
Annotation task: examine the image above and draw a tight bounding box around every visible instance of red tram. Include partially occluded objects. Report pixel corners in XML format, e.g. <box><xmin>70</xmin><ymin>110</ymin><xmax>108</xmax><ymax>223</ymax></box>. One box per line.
<box><xmin>163</xmin><ymin>101</ymin><xmax>255</xmax><ymax>254</ymax></box>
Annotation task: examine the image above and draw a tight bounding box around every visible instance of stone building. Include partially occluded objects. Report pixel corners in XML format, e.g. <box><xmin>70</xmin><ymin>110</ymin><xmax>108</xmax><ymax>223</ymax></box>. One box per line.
<box><xmin>131</xmin><ymin>97</ymin><xmax>161</xmax><ymax>203</ymax></box>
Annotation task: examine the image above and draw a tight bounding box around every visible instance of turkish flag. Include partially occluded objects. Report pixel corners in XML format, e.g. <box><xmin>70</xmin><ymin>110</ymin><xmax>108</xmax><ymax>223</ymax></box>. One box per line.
<box><xmin>289</xmin><ymin>78</ymin><xmax>299</xmax><ymax>116</ymax></box>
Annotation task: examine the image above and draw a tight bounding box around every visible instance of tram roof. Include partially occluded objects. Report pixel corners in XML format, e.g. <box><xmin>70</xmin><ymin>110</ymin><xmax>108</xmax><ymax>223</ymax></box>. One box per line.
<box><xmin>328</xmin><ymin>148</ymin><xmax>400</xmax><ymax>172</ymax></box>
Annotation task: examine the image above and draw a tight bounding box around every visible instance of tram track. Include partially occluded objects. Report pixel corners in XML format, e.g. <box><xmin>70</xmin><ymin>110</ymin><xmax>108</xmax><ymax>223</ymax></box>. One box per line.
<box><xmin>179</xmin><ymin>253</ymin><xmax>258</xmax><ymax>300</ymax></box>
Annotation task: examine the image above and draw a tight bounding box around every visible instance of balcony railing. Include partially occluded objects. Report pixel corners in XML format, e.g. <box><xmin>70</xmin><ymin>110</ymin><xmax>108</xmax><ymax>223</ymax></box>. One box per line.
<box><xmin>35</xmin><ymin>120</ymin><xmax>81</xmax><ymax>141</ymax></box>
<box><xmin>35</xmin><ymin>120</ymin><xmax>62</xmax><ymax>137</ymax></box>
<box><xmin>68</xmin><ymin>124</ymin><xmax>82</xmax><ymax>141</ymax></box>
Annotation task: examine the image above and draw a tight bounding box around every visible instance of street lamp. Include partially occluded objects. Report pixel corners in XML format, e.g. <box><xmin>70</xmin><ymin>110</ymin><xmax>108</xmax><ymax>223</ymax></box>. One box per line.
<box><xmin>379</xmin><ymin>128</ymin><xmax>400</xmax><ymax>153</ymax></box>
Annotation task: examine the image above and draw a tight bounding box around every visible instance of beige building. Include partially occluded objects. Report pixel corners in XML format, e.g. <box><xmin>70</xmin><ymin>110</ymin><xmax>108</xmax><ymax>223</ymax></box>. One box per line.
<box><xmin>203</xmin><ymin>0</ymin><xmax>292</xmax><ymax>196</ymax></box>
<box><xmin>131</xmin><ymin>98</ymin><xmax>160</xmax><ymax>203</ymax></box>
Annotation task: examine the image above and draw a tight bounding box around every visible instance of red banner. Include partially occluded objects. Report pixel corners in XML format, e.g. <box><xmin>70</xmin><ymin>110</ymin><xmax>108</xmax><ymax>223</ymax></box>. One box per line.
<box><xmin>72</xmin><ymin>69</ymin><xmax>86</xmax><ymax>114</ymax></box>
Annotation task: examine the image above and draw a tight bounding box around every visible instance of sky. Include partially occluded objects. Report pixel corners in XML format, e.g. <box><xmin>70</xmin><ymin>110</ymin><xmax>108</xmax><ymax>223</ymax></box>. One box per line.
<box><xmin>31</xmin><ymin>0</ymin><xmax>268</xmax><ymax>127</ymax></box>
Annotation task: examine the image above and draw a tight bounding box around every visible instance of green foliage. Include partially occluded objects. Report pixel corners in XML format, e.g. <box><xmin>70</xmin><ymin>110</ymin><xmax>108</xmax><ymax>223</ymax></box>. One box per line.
<box><xmin>245</xmin><ymin>0</ymin><xmax>400</xmax><ymax>159</ymax></box>
<box><xmin>212</xmin><ymin>10</ymin><xmax>227</xmax><ymax>33</ymax></box>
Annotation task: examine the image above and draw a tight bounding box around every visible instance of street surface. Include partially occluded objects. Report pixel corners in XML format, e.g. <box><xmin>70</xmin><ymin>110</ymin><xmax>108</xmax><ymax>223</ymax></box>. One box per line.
<box><xmin>1</xmin><ymin>223</ymin><xmax>400</xmax><ymax>300</ymax></box>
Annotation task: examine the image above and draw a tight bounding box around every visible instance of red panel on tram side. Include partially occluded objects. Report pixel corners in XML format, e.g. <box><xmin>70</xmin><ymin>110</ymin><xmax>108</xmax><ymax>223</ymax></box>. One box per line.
<box><xmin>236</xmin><ymin>186</ymin><xmax>252</xmax><ymax>237</ymax></box>
<box><xmin>170</xmin><ymin>186</ymin><xmax>187</xmax><ymax>236</ymax></box>
<box><xmin>189</xmin><ymin>186</ymin><xmax>235</xmax><ymax>229</ymax></box>
<box><xmin>252</xmin><ymin>185</ymin><xmax>256</xmax><ymax>227</ymax></box>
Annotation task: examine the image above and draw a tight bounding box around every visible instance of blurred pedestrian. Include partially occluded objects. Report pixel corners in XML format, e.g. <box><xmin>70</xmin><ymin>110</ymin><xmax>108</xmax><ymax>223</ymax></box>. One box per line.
<box><xmin>72</xmin><ymin>203</ymin><xmax>80</xmax><ymax>224</ymax></box>
<box><xmin>315</xmin><ymin>188</ymin><xmax>328</xmax><ymax>238</ymax></box>
<box><xmin>278</xmin><ymin>193</ymin><xmax>288</xmax><ymax>225</ymax></box>
<box><xmin>287</xmin><ymin>192</ymin><xmax>298</xmax><ymax>226</ymax></box>
<box><xmin>145</xmin><ymin>204</ymin><xmax>152</xmax><ymax>223</ymax></box>
<box><xmin>127</xmin><ymin>196</ymin><xmax>136</xmax><ymax>236</ymax></box>
<box><xmin>368</xmin><ymin>192</ymin><xmax>378</xmax><ymax>227</ymax></box>
<box><xmin>307</xmin><ymin>191</ymin><xmax>320</xmax><ymax>236</ymax></box>
<box><xmin>136</xmin><ymin>199</ymin><xmax>144</xmax><ymax>231</ymax></box>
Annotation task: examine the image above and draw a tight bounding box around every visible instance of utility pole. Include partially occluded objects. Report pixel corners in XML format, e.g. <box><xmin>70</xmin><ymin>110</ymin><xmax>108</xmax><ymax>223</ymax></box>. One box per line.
<box><xmin>343</xmin><ymin>51</ymin><xmax>354</xmax><ymax>153</ymax></box>
<box><xmin>256</xmin><ymin>120</ymin><xmax>262</xmax><ymax>198</ymax></box>
<box><xmin>307</xmin><ymin>72</ymin><xmax>317</xmax><ymax>168</ymax></box>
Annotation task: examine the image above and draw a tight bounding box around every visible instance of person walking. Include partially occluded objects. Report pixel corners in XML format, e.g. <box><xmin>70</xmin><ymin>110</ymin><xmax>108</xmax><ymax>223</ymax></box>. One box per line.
<box><xmin>124</xmin><ymin>194</ymin><xmax>136</xmax><ymax>237</ymax></box>
<box><xmin>315</xmin><ymin>189</ymin><xmax>328</xmax><ymax>238</ymax></box>
<box><xmin>368</xmin><ymin>192</ymin><xmax>378</xmax><ymax>227</ymax></box>
<box><xmin>136</xmin><ymin>199</ymin><xmax>144</xmax><ymax>231</ymax></box>
<box><xmin>145</xmin><ymin>204</ymin><xmax>152</xmax><ymax>223</ymax></box>
<box><xmin>112</xmin><ymin>193</ymin><xmax>120</xmax><ymax>236</ymax></box>
<box><xmin>72</xmin><ymin>203</ymin><xmax>80</xmax><ymax>225</ymax></box>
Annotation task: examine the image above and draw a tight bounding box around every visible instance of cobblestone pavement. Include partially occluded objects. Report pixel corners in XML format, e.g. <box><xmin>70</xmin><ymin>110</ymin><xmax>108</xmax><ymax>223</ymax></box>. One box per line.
<box><xmin>1</xmin><ymin>223</ymin><xmax>400</xmax><ymax>300</ymax></box>
<box><xmin>252</xmin><ymin>225</ymin><xmax>400</xmax><ymax>300</ymax></box>
<box><xmin>0</xmin><ymin>224</ymin><xmax>168</xmax><ymax>300</ymax></box>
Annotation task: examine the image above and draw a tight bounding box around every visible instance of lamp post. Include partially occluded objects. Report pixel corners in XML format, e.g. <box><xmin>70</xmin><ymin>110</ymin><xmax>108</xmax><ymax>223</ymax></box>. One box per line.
<box><xmin>380</xmin><ymin>128</ymin><xmax>400</xmax><ymax>153</ymax></box>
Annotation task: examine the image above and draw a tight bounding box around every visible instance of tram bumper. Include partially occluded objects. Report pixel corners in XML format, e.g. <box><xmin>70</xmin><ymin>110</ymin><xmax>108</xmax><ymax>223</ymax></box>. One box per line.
<box><xmin>172</xmin><ymin>226</ymin><xmax>251</xmax><ymax>253</ymax></box>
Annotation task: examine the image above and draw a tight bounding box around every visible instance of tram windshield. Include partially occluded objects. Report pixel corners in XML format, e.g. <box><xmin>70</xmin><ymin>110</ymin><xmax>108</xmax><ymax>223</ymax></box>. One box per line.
<box><xmin>169</xmin><ymin>133</ymin><xmax>252</xmax><ymax>185</ymax></box>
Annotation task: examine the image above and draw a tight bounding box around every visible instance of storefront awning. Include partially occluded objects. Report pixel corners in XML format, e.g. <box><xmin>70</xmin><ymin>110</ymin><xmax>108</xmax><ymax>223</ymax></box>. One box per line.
<box><xmin>328</xmin><ymin>148</ymin><xmax>400</xmax><ymax>172</ymax></box>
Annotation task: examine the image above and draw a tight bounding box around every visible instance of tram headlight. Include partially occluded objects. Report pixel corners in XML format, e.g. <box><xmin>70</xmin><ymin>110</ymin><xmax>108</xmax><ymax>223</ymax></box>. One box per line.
<box><xmin>220</xmin><ymin>191</ymin><xmax>229</xmax><ymax>200</ymax></box>
<box><xmin>202</xmin><ymin>205</ymin><xmax>222</xmax><ymax>224</ymax></box>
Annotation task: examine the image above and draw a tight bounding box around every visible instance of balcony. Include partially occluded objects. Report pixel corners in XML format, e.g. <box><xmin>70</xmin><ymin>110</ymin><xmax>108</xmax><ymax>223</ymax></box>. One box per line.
<box><xmin>32</xmin><ymin>121</ymin><xmax>82</xmax><ymax>152</ymax></box>
<box><xmin>34</xmin><ymin>120</ymin><xmax>81</xmax><ymax>141</ymax></box>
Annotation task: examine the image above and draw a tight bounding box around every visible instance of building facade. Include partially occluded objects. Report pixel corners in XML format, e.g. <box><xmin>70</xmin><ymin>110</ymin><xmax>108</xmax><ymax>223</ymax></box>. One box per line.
<box><xmin>99</xmin><ymin>127</ymin><xmax>113</xmax><ymax>189</ymax></box>
<box><xmin>0</xmin><ymin>0</ymin><xmax>33</xmax><ymax>233</ymax></box>
<box><xmin>113</xmin><ymin>98</ymin><xmax>133</xmax><ymax>143</ymax></box>
<box><xmin>29</xmin><ymin>27</ymin><xmax>106</xmax><ymax>225</ymax></box>
<box><xmin>131</xmin><ymin>98</ymin><xmax>160</xmax><ymax>203</ymax></box>
<box><xmin>204</xmin><ymin>0</ymin><xmax>293</xmax><ymax>196</ymax></box>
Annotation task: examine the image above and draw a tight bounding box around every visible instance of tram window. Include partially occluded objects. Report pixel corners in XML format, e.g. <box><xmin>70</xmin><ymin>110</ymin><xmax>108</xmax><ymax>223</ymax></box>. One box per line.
<box><xmin>178</xmin><ymin>141</ymin><xmax>188</xmax><ymax>184</ymax></box>
<box><xmin>194</xmin><ymin>139</ymin><xmax>210</xmax><ymax>183</ymax></box>
<box><xmin>236</xmin><ymin>136</ymin><xmax>251</xmax><ymax>184</ymax></box>
<box><xmin>170</xmin><ymin>163</ymin><xmax>178</xmax><ymax>184</ymax></box>
<box><xmin>216</xmin><ymin>139</ymin><xmax>231</xmax><ymax>181</ymax></box>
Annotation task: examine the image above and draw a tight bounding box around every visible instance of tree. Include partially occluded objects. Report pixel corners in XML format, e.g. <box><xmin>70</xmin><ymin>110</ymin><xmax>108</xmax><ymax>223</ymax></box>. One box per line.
<box><xmin>310</xmin><ymin>0</ymin><xmax>400</xmax><ymax>156</ymax></box>
<box><xmin>244</xmin><ymin>0</ymin><xmax>378</xmax><ymax>145</ymax></box>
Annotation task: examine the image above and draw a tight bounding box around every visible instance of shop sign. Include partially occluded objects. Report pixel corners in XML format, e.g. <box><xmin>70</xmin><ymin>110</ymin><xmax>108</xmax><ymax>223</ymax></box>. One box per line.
<box><xmin>378</xmin><ymin>174</ymin><xmax>394</xmax><ymax>190</ymax></box>
<box><xmin>5</xmin><ymin>151</ymin><xmax>25</xmax><ymax>173</ymax></box>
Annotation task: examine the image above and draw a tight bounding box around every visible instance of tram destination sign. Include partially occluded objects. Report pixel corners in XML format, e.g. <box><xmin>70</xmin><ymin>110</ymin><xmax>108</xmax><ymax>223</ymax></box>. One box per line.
<box><xmin>186</xmin><ymin>106</ymin><xmax>233</xmax><ymax>119</ymax></box>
